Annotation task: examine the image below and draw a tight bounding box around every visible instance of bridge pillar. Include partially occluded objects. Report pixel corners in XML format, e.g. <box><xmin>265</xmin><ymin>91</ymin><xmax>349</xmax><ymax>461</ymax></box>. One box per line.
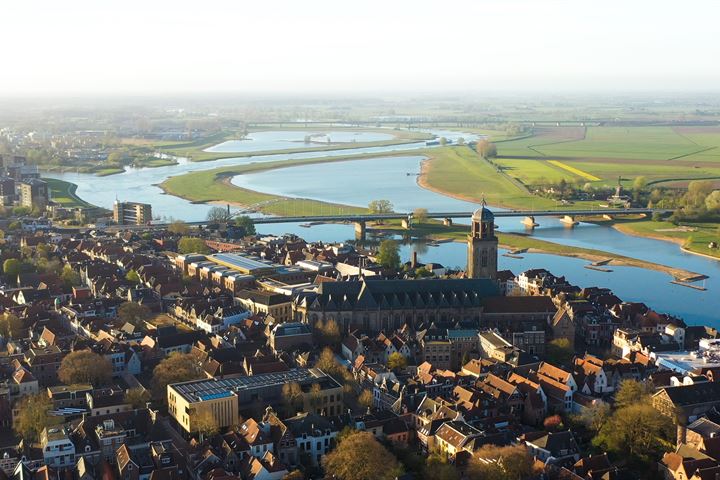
<box><xmin>560</xmin><ymin>215</ymin><xmax>578</xmax><ymax>227</ymax></box>
<box><xmin>401</xmin><ymin>217</ymin><xmax>412</xmax><ymax>230</ymax></box>
<box><xmin>522</xmin><ymin>216</ymin><xmax>538</xmax><ymax>229</ymax></box>
<box><xmin>443</xmin><ymin>217</ymin><xmax>453</xmax><ymax>226</ymax></box>
<box><xmin>354</xmin><ymin>221</ymin><xmax>366</xmax><ymax>241</ymax></box>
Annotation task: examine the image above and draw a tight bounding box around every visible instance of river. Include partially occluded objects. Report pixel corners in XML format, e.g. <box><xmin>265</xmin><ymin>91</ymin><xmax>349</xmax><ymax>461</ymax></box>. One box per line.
<box><xmin>44</xmin><ymin>130</ymin><xmax>720</xmax><ymax>326</ymax></box>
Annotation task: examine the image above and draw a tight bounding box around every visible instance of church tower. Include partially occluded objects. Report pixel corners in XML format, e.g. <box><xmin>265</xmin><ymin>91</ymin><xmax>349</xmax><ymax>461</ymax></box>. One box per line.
<box><xmin>467</xmin><ymin>204</ymin><xmax>498</xmax><ymax>279</ymax></box>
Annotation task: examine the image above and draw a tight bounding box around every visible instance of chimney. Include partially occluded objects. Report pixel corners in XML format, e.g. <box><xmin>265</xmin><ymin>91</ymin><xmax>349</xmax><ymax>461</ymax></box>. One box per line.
<box><xmin>677</xmin><ymin>423</ymin><xmax>687</xmax><ymax>446</ymax></box>
<box><xmin>411</xmin><ymin>251</ymin><xmax>418</xmax><ymax>269</ymax></box>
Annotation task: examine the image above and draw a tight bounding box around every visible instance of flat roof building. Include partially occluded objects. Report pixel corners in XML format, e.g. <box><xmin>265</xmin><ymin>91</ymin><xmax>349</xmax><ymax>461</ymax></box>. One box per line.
<box><xmin>113</xmin><ymin>201</ymin><xmax>152</xmax><ymax>225</ymax></box>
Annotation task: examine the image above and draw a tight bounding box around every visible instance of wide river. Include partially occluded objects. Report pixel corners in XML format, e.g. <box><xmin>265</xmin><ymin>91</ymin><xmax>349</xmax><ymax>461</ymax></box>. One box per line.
<box><xmin>45</xmin><ymin>130</ymin><xmax>720</xmax><ymax>326</ymax></box>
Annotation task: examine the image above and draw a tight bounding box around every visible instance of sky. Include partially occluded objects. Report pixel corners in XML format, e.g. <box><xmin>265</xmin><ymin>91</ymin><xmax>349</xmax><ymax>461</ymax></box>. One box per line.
<box><xmin>2</xmin><ymin>0</ymin><xmax>720</xmax><ymax>97</ymax></box>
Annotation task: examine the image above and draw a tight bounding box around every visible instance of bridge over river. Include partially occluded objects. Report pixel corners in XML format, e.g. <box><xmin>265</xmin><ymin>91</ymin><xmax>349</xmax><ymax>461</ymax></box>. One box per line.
<box><xmin>113</xmin><ymin>207</ymin><xmax>671</xmax><ymax>239</ymax></box>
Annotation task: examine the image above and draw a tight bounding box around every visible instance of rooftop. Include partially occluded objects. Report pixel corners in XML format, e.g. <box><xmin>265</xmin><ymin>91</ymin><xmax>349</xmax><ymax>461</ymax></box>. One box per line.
<box><xmin>208</xmin><ymin>253</ymin><xmax>278</xmax><ymax>274</ymax></box>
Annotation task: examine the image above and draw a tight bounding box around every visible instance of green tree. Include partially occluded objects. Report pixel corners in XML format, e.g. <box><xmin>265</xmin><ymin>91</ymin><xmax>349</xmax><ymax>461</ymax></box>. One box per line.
<box><xmin>705</xmin><ymin>190</ymin><xmax>720</xmax><ymax>212</ymax></box>
<box><xmin>376</xmin><ymin>239</ymin><xmax>401</xmax><ymax>269</ymax></box>
<box><xmin>15</xmin><ymin>393</ymin><xmax>58</xmax><ymax>443</ymax></box>
<box><xmin>439</xmin><ymin>137</ymin><xmax>448</xmax><ymax>146</ymax></box>
<box><xmin>125</xmin><ymin>387</ymin><xmax>150</xmax><ymax>409</ymax></box>
<box><xmin>579</xmin><ymin>401</ymin><xmax>612</xmax><ymax>435</ymax></box>
<box><xmin>423</xmin><ymin>452</ymin><xmax>459</xmax><ymax>480</ymax></box>
<box><xmin>60</xmin><ymin>264</ymin><xmax>81</xmax><ymax>289</ymax></box>
<box><xmin>387</xmin><ymin>352</ymin><xmax>408</xmax><ymax>371</ymax></box>
<box><xmin>456</xmin><ymin>137</ymin><xmax>466</xmax><ymax>146</ymax></box>
<box><xmin>593</xmin><ymin>403</ymin><xmax>673</xmax><ymax>467</ymax></box>
<box><xmin>368</xmin><ymin>199</ymin><xmax>393</xmax><ymax>214</ymax></box>
<box><xmin>633</xmin><ymin>176</ymin><xmax>648</xmax><ymax>192</ymax></box>
<box><xmin>152</xmin><ymin>352</ymin><xmax>204</xmax><ymax>399</ymax></box>
<box><xmin>125</xmin><ymin>269</ymin><xmax>140</xmax><ymax>283</ymax></box>
<box><xmin>322</xmin><ymin>431</ymin><xmax>402</xmax><ymax>480</ymax></box>
<box><xmin>206</xmin><ymin>206</ymin><xmax>232</xmax><ymax>224</ymax></box>
<box><xmin>545</xmin><ymin>338</ymin><xmax>574</xmax><ymax>367</ymax></box>
<box><xmin>614</xmin><ymin>379</ymin><xmax>654</xmax><ymax>409</ymax></box>
<box><xmin>0</xmin><ymin>313</ymin><xmax>23</xmax><ymax>338</ymax></box>
<box><xmin>234</xmin><ymin>215</ymin><xmax>256</xmax><ymax>236</ymax></box>
<box><xmin>178</xmin><ymin>236</ymin><xmax>210</xmax><ymax>254</ymax></box>
<box><xmin>194</xmin><ymin>408</ymin><xmax>219</xmax><ymax>441</ymax></box>
<box><xmin>168</xmin><ymin>220</ymin><xmax>189</xmax><ymax>235</ymax></box>
<box><xmin>58</xmin><ymin>350</ymin><xmax>113</xmax><ymax>386</ymax></box>
<box><xmin>117</xmin><ymin>302</ymin><xmax>152</xmax><ymax>327</ymax></box>
<box><xmin>2</xmin><ymin>258</ymin><xmax>21</xmax><ymax>280</ymax></box>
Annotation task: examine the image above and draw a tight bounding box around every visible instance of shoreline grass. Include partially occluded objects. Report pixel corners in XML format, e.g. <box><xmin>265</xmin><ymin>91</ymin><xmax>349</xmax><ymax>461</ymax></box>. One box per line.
<box><xmin>44</xmin><ymin>178</ymin><xmax>97</xmax><ymax>209</ymax></box>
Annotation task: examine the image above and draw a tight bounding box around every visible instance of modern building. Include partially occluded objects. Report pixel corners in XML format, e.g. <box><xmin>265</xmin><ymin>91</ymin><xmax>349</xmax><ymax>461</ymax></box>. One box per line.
<box><xmin>167</xmin><ymin>368</ymin><xmax>343</xmax><ymax>434</ymax></box>
<box><xmin>113</xmin><ymin>200</ymin><xmax>152</xmax><ymax>225</ymax></box>
<box><xmin>0</xmin><ymin>176</ymin><xmax>15</xmax><ymax>205</ymax></box>
<box><xmin>467</xmin><ymin>205</ymin><xmax>498</xmax><ymax>280</ymax></box>
<box><xmin>18</xmin><ymin>178</ymin><xmax>49</xmax><ymax>210</ymax></box>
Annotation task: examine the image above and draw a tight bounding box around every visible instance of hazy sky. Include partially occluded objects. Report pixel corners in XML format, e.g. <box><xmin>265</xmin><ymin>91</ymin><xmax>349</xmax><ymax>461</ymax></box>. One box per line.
<box><xmin>3</xmin><ymin>0</ymin><xmax>719</xmax><ymax>96</ymax></box>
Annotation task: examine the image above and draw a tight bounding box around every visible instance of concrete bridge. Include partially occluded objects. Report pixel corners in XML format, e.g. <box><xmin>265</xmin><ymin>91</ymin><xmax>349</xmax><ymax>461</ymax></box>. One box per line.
<box><xmin>118</xmin><ymin>207</ymin><xmax>670</xmax><ymax>239</ymax></box>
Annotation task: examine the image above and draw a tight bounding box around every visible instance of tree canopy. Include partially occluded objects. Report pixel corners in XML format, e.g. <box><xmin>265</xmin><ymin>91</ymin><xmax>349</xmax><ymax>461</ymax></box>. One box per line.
<box><xmin>476</xmin><ymin>140</ymin><xmax>498</xmax><ymax>159</ymax></box>
<box><xmin>15</xmin><ymin>393</ymin><xmax>59</xmax><ymax>443</ymax></box>
<box><xmin>377</xmin><ymin>239</ymin><xmax>401</xmax><ymax>269</ymax></box>
<box><xmin>545</xmin><ymin>338</ymin><xmax>574</xmax><ymax>367</ymax></box>
<box><xmin>368</xmin><ymin>199</ymin><xmax>393</xmax><ymax>214</ymax></box>
<box><xmin>467</xmin><ymin>444</ymin><xmax>535</xmax><ymax>480</ymax></box>
<box><xmin>322</xmin><ymin>431</ymin><xmax>402</xmax><ymax>480</ymax></box>
<box><xmin>178</xmin><ymin>236</ymin><xmax>210</xmax><ymax>254</ymax></box>
<box><xmin>206</xmin><ymin>206</ymin><xmax>232</xmax><ymax>224</ymax></box>
<box><xmin>117</xmin><ymin>302</ymin><xmax>152</xmax><ymax>327</ymax></box>
<box><xmin>387</xmin><ymin>352</ymin><xmax>408</xmax><ymax>371</ymax></box>
<box><xmin>58</xmin><ymin>350</ymin><xmax>113</xmax><ymax>386</ymax></box>
<box><xmin>168</xmin><ymin>220</ymin><xmax>190</xmax><ymax>235</ymax></box>
<box><xmin>234</xmin><ymin>215</ymin><xmax>256</xmax><ymax>236</ymax></box>
<box><xmin>152</xmin><ymin>352</ymin><xmax>204</xmax><ymax>399</ymax></box>
<box><xmin>0</xmin><ymin>313</ymin><xmax>23</xmax><ymax>339</ymax></box>
<box><xmin>2</xmin><ymin>258</ymin><xmax>21</xmax><ymax>280</ymax></box>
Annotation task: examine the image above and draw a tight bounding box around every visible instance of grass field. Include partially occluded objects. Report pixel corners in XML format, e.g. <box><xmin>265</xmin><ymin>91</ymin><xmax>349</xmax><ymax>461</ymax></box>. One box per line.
<box><xmin>493</xmin><ymin>158</ymin><xmax>577</xmax><ymax>184</ymax></box>
<box><xmin>547</xmin><ymin>160</ymin><xmax>601</xmax><ymax>181</ymax></box>
<box><xmin>420</xmin><ymin>146</ymin><xmax>598</xmax><ymax>210</ymax></box>
<box><xmin>612</xmin><ymin>219</ymin><xmax>720</xmax><ymax>259</ymax></box>
<box><xmin>44</xmin><ymin>178</ymin><xmax>95</xmax><ymax>208</ymax></box>
<box><xmin>158</xmin><ymin>150</ymin><xmax>417</xmax><ymax>216</ymax></box>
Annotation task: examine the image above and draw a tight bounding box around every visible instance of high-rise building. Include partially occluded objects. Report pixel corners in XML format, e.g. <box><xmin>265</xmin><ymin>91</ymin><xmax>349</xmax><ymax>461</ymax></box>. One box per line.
<box><xmin>0</xmin><ymin>176</ymin><xmax>15</xmax><ymax>206</ymax></box>
<box><xmin>18</xmin><ymin>178</ymin><xmax>49</xmax><ymax>210</ymax></box>
<box><xmin>113</xmin><ymin>201</ymin><xmax>152</xmax><ymax>225</ymax></box>
<box><xmin>467</xmin><ymin>204</ymin><xmax>498</xmax><ymax>279</ymax></box>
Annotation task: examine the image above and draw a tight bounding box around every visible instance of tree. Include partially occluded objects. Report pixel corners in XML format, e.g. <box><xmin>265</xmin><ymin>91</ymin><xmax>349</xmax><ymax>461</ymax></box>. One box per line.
<box><xmin>315</xmin><ymin>318</ymin><xmax>341</xmax><ymax>347</ymax></box>
<box><xmin>358</xmin><ymin>389</ymin><xmax>374</xmax><ymax>410</ymax></box>
<box><xmin>168</xmin><ymin>220</ymin><xmax>189</xmax><ymax>235</ymax></box>
<box><xmin>705</xmin><ymin>190</ymin><xmax>720</xmax><ymax>212</ymax></box>
<box><xmin>387</xmin><ymin>352</ymin><xmax>408</xmax><ymax>371</ymax></box>
<box><xmin>178</xmin><ymin>236</ymin><xmax>209</xmax><ymax>254</ymax></box>
<box><xmin>476</xmin><ymin>139</ymin><xmax>497</xmax><ymax>159</ymax></box>
<box><xmin>152</xmin><ymin>352</ymin><xmax>204</xmax><ymax>399</ymax></box>
<box><xmin>234</xmin><ymin>215</ymin><xmax>256</xmax><ymax>236</ymax></box>
<box><xmin>543</xmin><ymin>414</ymin><xmax>563</xmax><ymax>431</ymax></box>
<box><xmin>467</xmin><ymin>444</ymin><xmax>535</xmax><ymax>480</ymax></box>
<box><xmin>125</xmin><ymin>387</ymin><xmax>150</xmax><ymax>409</ymax></box>
<box><xmin>125</xmin><ymin>269</ymin><xmax>140</xmax><ymax>283</ymax></box>
<box><xmin>614</xmin><ymin>379</ymin><xmax>654</xmax><ymax>409</ymax></box>
<box><xmin>194</xmin><ymin>408</ymin><xmax>219</xmax><ymax>441</ymax></box>
<box><xmin>439</xmin><ymin>137</ymin><xmax>448</xmax><ymax>146</ymax></box>
<box><xmin>2</xmin><ymin>258</ymin><xmax>21</xmax><ymax>280</ymax></box>
<box><xmin>368</xmin><ymin>199</ymin><xmax>393</xmax><ymax>214</ymax></box>
<box><xmin>456</xmin><ymin>137</ymin><xmax>466</xmax><ymax>146</ymax></box>
<box><xmin>206</xmin><ymin>206</ymin><xmax>232</xmax><ymax>224</ymax></box>
<box><xmin>593</xmin><ymin>403</ymin><xmax>673</xmax><ymax>467</ymax></box>
<box><xmin>15</xmin><ymin>393</ymin><xmax>58</xmax><ymax>443</ymax></box>
<box><xmin>58</xmin><ymin>350</ymin><xmax>113</xmax><ymax>386</ymax></box>
<box><xmin>117</xmin><ymin>302</ymin><xmax>151</xmax><ymax>327</ymax></box>
<box><xmin>322</xmin><ymin>431</ymin><xmax>402</xmax><ymax>480</ymax></box>
<box><xmin>579</xmin><ymin>402</ymin><xmax>611</xmax><ymax>435</ymax></box>
<box><xmin>545</xmin><ymin>338</ymin><xmax>574</xmax><ymax>367</ymax></box>
<box><xmin>283</xmin><ymin>471</ymin><xmax>305</xmax><ymax>480</ymax></box>
<box><xmin>377</xmin><ymin>239</ymin><xmax>401</xmax><ymax>269</ymax></box>
<box><xmin>413</xmin><ymin>208</ymin><xmax>428</xmax><ymax>223</ymax></box>
<box><xmin>424</xmin><ymin>452</ymin><xmax>459</xmax><ymax>480</ymax></box>
<box><xmin>0</xmin><ymin>313</ymin><xmax>23</xmax><ymax>338</ymax></box>
<box><xmin>282</xmin><ymin>382</ymin><xmax>304</xmax><ymax>415</ymax></box>
<box><xmin>633</xmin><ymin>176</ymin><xmax>648</xmax><ymax>193</ymax></box>
<box><xmin>60</xmin><ymin>264</ymin><xmax>81</xmax><ymax>289</ymax></box>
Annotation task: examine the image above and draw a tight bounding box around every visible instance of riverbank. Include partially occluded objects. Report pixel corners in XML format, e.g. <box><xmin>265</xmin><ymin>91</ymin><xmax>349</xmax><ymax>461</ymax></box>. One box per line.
<box><xmin>157</xmin><ymin>127</ymin><xmax>433</xmax><ymax>162</ymax></box>
<box><xmin>374</xmin><ymin>220</ymin><xmax>703</xmax><ymax>280</ymax></box>
<box><xmin>44</xmin><ymin>178</ymin><xmax>97</xmax><ymax>209</ymax></box>
<box><xmin>611</xmin><ymin>220</ymin><xmax>720</xmax><ymax>260</ymax></box>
